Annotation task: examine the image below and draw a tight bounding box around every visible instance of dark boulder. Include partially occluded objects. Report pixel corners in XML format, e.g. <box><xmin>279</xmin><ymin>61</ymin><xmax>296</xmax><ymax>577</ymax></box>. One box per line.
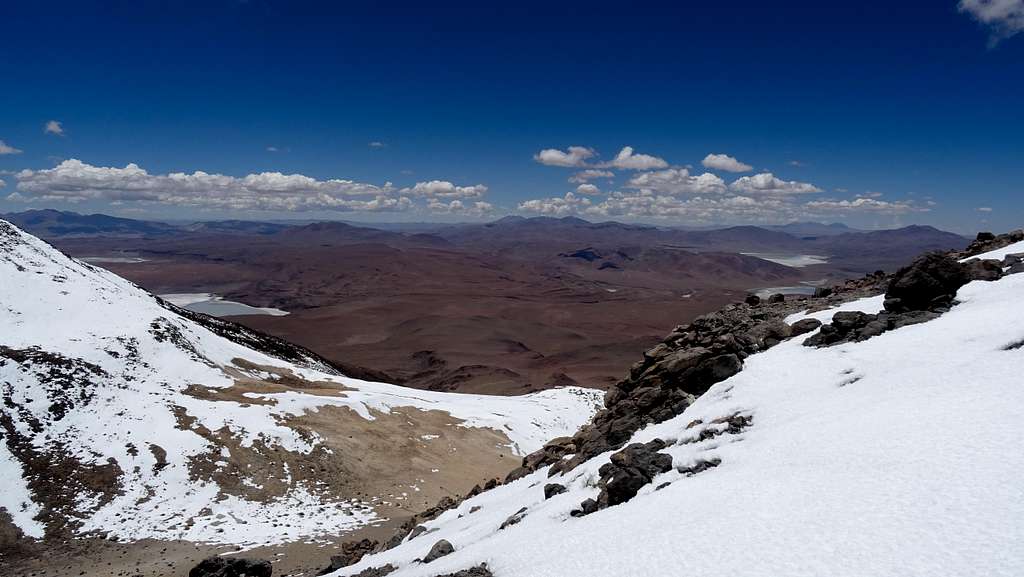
<box><xmin>744</xmin><ymin>294</ymin><xmax>761</xmax><ymax>306</ymax></box>
<box><xmin>319</xmin><ymin>539</ymin><xmax>380</xmax><ymax>574</ymax></box>
<box><xmin>189</xmin><ymin>557</ymin><xmax>272</xmax><ymax>577</ymax></box>
<box><xmin>805</xmin><ymin>308</ymin><xmax>943</xmax><ymax>348</ymax></box>
<box><xmin>963</xmin><ymin>258</ymin><xmax>1004</xmax><ymax>282</ymax></box>
<box><xmin>570</xmin><ymin>498</ymin><xmax>598</xmax><ymax>517</ymax></box>
<box><xmin>767</xmin><ymin>293</ymin><xmax>786</xmax><ymax>304</ymax></box>
<box><xmin>353</xmin><ymin>566</ymin><xmax>396</xmax><ymax>577</ymax></box>
<box><xmin>884</xmin><ymin>252</ymin><xmax>969</xmax><ymax>312</ymax></box>
<box><xmin>544</xmin><ymin>483</ymin><xmax>567</xmax><ymax>499</ymax></box>
<box><xmin>832</xmin><ymin>311</ymin><xmax>872</xmax><ymax>331</ymax></box>
<box><xmin>595</xmin><ymin>439</ymin><xmax>673</xmax><ymax>508</ymax></box>
<box><xmin>790</xmin><ymin>318</ymin><xmax>822</xmax><ymax>337</ymax></box>
<box><xmin>423</xmin><ymin>539</ymin><xmax>455</xmax><ymax>563</ymax></box>
<box><xmin>430</xmin><ymin>565</ymin><xmax>494</xmax><ymax>577</ymax></box>
<box><xmin>675</xmin><ymin>354</ymin><xmax>742</xmax><ymax>394</ymax></box>
<box><xmin>813</xmin><ymin>287</ymin><xmax>833</xmax><ymax>298</ymax></box>
<box><xmin>958</xmin><ymin>229</ymin><xmax>1024</xmax><ymax>258</ymax></box>
<box><xmin>744</xmin><ymin>321</ymin><xmax>793</xmax><ymax>349</ymax></box>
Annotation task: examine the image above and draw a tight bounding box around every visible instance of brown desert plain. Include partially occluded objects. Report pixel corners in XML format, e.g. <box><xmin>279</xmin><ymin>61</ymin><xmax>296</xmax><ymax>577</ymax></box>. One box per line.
<box><xmin>17</xmin><ymin>211</ymin><xmax>968</xmax><ymax>394</ymax></box>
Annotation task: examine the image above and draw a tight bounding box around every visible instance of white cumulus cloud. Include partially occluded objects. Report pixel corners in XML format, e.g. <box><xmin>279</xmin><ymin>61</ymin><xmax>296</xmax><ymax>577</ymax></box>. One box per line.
<box><xmin>626</xmin><ymin>168</ymin><xmax>727</xmax><ymax>196</ymax></box>
<box><xmin>44</xmin><ymin>120</ymin><xmax>65</xmax><ymax>136</ymax></box>
<box><xmin>533</xmin><ymin>146</ymin><xmax>596</xmax><ymax>167</ymax></box>
<box><xmin>803</xmin><ymin>197</ymin><xmax>926</xmax><ymax>214</ymax></box>
<box><xmin>517</xmin><ymin>191</ymin><xmax>593</xmax><ymax>216</ymax></box>
<box><xmin>11</xmin><ymin>159</ymin><xmax>489</xmax><ymax>214</ymax></box>
<box><xmin>959</xmin><ymin>0</ymin><xmax>1024</xmax><ymax>44</ymax></box>
<box><xmin>427</xmin><ymin>199</ymin><xmax>494</xmax><ymax>216</ymax></box>
<box><xmin>0</xmin><ymin>140</ymin><xmax>23</xmax><ymax>155</ymax></box>
<box><xmin>701</xmin><ymin>153</ymin><xmax>752</xmax><ymax>173</ymax></box>
<box><xmin>729</xmin><ymin>172</ymin><xmax>822</xmax><ymax>195</ymax></box>
<box><xmin>568</xmin><ymin>169</ymin><xmax>614</xmax><ymax>183</ymax></box>
<box><xmin>401</xmin><ymin>180</ymin><xmax>488</xmax><ymax>198</ymax></box>
<box><xmin>604</xmin><ymin>146</ymin><xmax>668</xmax><ymax>170</ymax></box>
<box><xmin>575</xmin><ymin>183</ymin><xmax>601</xmax><ymax>195</ymax></box>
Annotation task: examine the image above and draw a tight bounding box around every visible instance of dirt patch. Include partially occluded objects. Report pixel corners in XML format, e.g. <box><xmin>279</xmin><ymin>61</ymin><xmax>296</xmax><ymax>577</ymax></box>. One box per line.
<box><xmin>170</xmin><ymin>397</ymin><xmax>514</xmax><ymax>519</ymax></box>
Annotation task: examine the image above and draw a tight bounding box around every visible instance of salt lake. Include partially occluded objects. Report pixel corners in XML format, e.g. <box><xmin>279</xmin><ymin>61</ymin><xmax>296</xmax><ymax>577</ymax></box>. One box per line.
<box><xmin>159</xmin><ymin>293</ymin><xmax>289</xmax><ymax>317</ymax></box>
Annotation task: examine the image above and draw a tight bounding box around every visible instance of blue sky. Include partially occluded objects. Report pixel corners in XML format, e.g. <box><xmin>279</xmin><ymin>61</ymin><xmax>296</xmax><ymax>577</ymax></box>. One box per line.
<box><xmin>0</xmin><ymin>1</ymin><xmax>1021</xmax><ymax>232</ymax></box>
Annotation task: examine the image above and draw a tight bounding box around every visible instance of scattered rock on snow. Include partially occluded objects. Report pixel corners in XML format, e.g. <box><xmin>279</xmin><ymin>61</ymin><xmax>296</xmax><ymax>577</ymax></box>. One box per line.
<box><xmin>498</xmin><ymin>507</ymin><xmax>528</xmax><ymax>530</ymax></box>
<box><xmin>789</xmin><ymin>318</ymin><xmax>822</xmax><ymax>336</ymax></box>
<box><xmin>422</xmin><ymin>539</ymin><xmax>455</xmax><ymax>563</ymax></box>
<box><xmin>884</xmin><ymin>252</ymin><xmax>969</xmax><ymax>313</ymax></box>
<box><xmin>956</xmin><ymin>229</ymin><xmax>1024</xmax><ymax>258</ymax></box>
<box><xmin>429</xmin><ymin>564</ymin><xmax>494</xmax><ymax>577</ymax></box>
<box><xmin>962</xmin><ymin>258</ymin><xmax>1004</xmax><ymax>282</ymax></box>
<box><xmin>589</xmin><ymin>439</ymin><xmax>673</xmax><ymax>511</ymax></box>
<box><xmin>570</xmin><ymin>498</ymin><xmax>599</xmax><ymax>517</ymax></box>
<box><xmin>352</xmin><ymin>565</ymin><xmax>396</xmax><ymax>577</ymax></box>
<box><xmin>188</xmin><ymin>556</ymin><xmax>272</xmax><ymax>577</ymax></box>
<box><xmin>544</xmin><ymin>483</ymin><xmax>567</xmax><ymax>499</ymax></box>
<box><xmin>319</xmin><ymin>539</ymin><xmax>380</xmax><ymax>574</ymax></box>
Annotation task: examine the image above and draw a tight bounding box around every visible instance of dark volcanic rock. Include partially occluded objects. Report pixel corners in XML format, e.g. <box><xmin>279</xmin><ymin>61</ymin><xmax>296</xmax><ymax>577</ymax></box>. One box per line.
<box><xmin>189</xmin><ymin>557</ymin><xmax>272</xmax><ymax>577</ymax></box>
<box><xmin>804</xmin><ymin>310</ymin><xmax>940</xmax><ymax>348</ymax></box>
<box><xmin>674</xmin><ymin>354</ymin><xmax>742</xmax><ymax>394</ymax></box>
<box><xmin>808</xmin><ymin>249</ymin><xmax>1011</xmax><ymax>348</ymax></box>
<box><xmin>590</xmin><ymin>439</ymin><xmax>673</xmax><ymax>510</ymax></box>
<box><xmin>570</xmin><ymin>498</ymin><xmax>599</xmax><ymax>517</ymax></box>
<box><xmin>498</xmin><ymin>507</ymin><xmax>528</xmax><ymax>530</ymax></box>
<box><xmin>790</xmin><ymin>318</ymin><xmax>822</xmax><ymax>336</ymax></box>
<box><xmin>544</xmin><ymin>483</ymin><xmax>567</xmax><ymax>499</ymax></box>
<box><xmin>516</xmin><ymin>270</ymin><xmax>890</xmax><ymax>479</ymax></box>
<box><xmin>319</xmin><ymin>539</ymin><xmax>380</xmax><ymax>574</ymax></box>
<box><xmin>430</xmin><ymin>566</ymin><xmax>494</xmax><ymax>577</ymax></box>
<box><xmin>957</xmin><ymin>229</ymin><xmax>1024</xmax><ymax>258</ymax></box>
<box><xmin>884</xmin><ymin>252</ymin><xmax>969</xmax><ymax>312</ymax></box>
<box><xmin>423</xmin><ymin>539</ymin><xmax>455</xmax><ymax>563</ymax></box>
<box><xmin>744</xmin><ymin>294</ymin><xmax>761</xmax><ymax>306</ymax></box>
<box><xmin>353</xmin><ymin>566</ymin><xmax>396</xmax><ymax>577</ymax></box>
<box><xmin>962</xmin><ymin>259</ymin><xmax>1004</xmax><ymax>282</ymax></box>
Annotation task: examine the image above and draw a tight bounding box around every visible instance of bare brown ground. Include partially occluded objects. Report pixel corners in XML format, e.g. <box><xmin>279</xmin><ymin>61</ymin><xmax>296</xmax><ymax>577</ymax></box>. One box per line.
<box><xmin>1</xmin><ymin>522</ymin><xmax>404</xmax><ymax>577</ymax></box>
<box><xmin>57</xmin><ymin>233</ymin><xmax>780</xmax><ymax>394</ymax></box>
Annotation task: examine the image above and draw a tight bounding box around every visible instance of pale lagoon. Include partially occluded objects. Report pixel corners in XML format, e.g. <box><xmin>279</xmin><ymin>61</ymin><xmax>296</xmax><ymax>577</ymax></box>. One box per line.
<box><xmin>160</xmin><ymin>293</ymin><xmax>289</xmax><ymax>317</ymax></box>
<box><xmin>742</xmin><ymin>253</ymin><xmax>829</xmax><ymax>267</ymax></box>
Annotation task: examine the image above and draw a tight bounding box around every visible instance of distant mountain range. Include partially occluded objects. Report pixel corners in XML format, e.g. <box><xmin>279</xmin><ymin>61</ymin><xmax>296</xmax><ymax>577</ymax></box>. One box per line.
<box><xmin>3</xmin><ymin>209</ymin><xmax>969</xmax><ymax>276</ymax></box>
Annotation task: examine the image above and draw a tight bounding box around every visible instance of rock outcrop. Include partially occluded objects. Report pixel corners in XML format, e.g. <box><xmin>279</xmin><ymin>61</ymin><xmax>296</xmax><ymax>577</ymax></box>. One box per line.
<box><xmin>189</xmin><ymin>557</ymin><xmax>273</xmax><ymax>577</ymax></box>
<box><xmin>595</xmin><ymin>440</ymin><xmax>674</xmax><ymax>509</ymax></box>
<box><xmin>318</xmin><ymin>539</ymin><xmax>380</xmax><ymax>575</ymax></box>
<box><xmin>422</xmin><ymin>539</ymin><xmax>454</xmax><ymax>563</ymax></box>
<box><xmin>807</xmin><ymin>250</ymin><xmax>1016</xmax><ymax>348</ymax></box>
<box><xmin>507</xmin><ymin>273</ymin><xmax>888</xmax><ymax>481</ymax></box>
<box><xmin>956</xmin><ymin>230</ymin><xmax>1024</xmax><ymax>259</ymax></box>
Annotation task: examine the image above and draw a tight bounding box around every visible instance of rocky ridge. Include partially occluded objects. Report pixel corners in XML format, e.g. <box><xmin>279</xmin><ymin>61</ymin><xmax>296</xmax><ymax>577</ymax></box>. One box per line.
<box><xmin>319</xmin><ymin>229</ymin><xmax>1023</xmax><ymax>577</ymax></box>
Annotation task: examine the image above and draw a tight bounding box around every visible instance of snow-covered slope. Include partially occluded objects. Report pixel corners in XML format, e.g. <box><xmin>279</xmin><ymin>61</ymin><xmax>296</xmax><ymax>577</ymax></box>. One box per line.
<box><xmin>0</xmin><ymin>220</ymin><xmax>602</xmax><ymax>546</ymax></box>
<box><xmin>332</xmin><ymin>241</ymin><xmax>1024</xmax><ymax>577</ymax></box>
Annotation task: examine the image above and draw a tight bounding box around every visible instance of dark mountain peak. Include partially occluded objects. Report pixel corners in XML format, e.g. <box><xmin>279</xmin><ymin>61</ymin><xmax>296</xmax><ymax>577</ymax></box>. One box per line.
<box><xmin>1</xmin><ymin>209</ymin><xmax>177</xmax><ymax>238</ymax></box>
